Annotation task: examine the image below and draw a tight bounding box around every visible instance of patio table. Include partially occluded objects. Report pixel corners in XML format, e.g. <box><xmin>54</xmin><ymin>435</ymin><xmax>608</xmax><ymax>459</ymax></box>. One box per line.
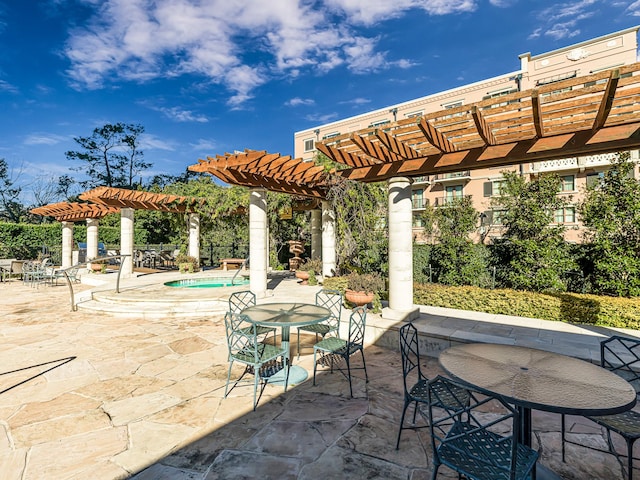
<box><xmin>241</xmin><ymin>302</ymin><xmax>331</xmax><ymax>385</ymax></box>
<box><xmin>439</xmin><ymin>343</ymin><xmax>637</xmax><ymax>479</ymax></box>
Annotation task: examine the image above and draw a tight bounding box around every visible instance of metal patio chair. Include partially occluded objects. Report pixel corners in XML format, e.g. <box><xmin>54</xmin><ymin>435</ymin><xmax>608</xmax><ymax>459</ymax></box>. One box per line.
<box><xmin>223</xmin><ymin>311</ymin><xmax>289</xmax><ymax>411</ymax></box>
<box><xmin>562</xmin><ymin>335</ymin><xmax>640</xmax><ymax>480</ymax></box>
<box><xmin>312</xmin><ymin>306</ymin><xmax>368</xmax><ymax>397</ymax></box>
<box><xmin>296</xmin><ymin>289</ymin><xmax>342</xmax><ymax>359</ymax></box>
<box><xmin>228</xmin><ymin>290</ymin><xmax>277</xmax><ymax>345</ymax></box>
<box><xmin>425</xmin><ymin>375</ymin><xmax>538</xmax><ymax>480</ymax></box>
<box><xmin>395</xmin><ymin>322</ymin><xmax>469</xmax><ymax>449</ymax></box>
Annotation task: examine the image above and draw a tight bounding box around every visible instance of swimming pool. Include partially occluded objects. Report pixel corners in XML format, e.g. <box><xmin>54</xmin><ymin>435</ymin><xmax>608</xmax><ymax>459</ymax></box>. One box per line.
<box><xmin>164</xmin><ymin>277</ymin><xmax>249</xmax><ymax>288</ymax></box>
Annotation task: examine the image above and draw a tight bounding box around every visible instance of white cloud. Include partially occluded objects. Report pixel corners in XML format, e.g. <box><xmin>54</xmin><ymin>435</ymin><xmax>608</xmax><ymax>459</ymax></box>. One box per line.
<box><xmin>627</xmin><ymin>0</ymin><xmax>640</xmax><ymax>15</ymax></box>
<box><xmin>0</xmin><ymin>79</ymin><xmax>18</xmax><ymax>94</ymax></box>
<box><xmin>305</xmin><ymin>112</ymin><xmax>340</xmax><ymax>123</ymax></box>
<box><xmin>533</xmin><ymin>0</ymin><xmax>598</xmax><ymax>40</ymax></box>
<box><xmin>139</xmin><ymin>133</ymin><xmax>176</xmax><ymax>151</ymax></box>
<box><xmin>23</xmin><ymin>133</ymin><xmax>68</xmax><ymax>146</ymax></box>
<box><xmin>286</xmin><ymin>97</ymin><xmax>315</xmax><ymax>107</ymax></box>
<box><xmin>189</xmin><ymin>138</ymin><xmax>217</xmax><ymax>152</ymax></box>
<box><xmin>339</xmin><ymin>97</ymin><xmax>371</xmax><ymax>105</ymax></box>
<box><xmin>160</xmin><ymin>107</ymin><xmax>209</xmax><ymax>123</ymax></box>
<box><xmin>63</xmin><ymin>0</ymin><xmax>479</xmax><ymax>106</ymax></box>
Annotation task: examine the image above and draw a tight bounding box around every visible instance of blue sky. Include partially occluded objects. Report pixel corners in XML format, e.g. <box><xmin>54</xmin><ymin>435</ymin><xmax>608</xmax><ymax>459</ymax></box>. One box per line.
<box><xmin>1</xmin><ymin>0</ymin><xmax>639</xmax><ymax>203</ymax></box>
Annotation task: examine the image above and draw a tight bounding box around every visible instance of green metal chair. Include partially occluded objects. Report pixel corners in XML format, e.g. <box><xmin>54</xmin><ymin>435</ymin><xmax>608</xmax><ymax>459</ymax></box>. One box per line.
<box><xmin>313</xmin><ymin>306</ymin><xmax>368</xmax><ymax>397</ymax></box>
<box><xmin>223</xmin><ymin>311</ymin><xmax>289</xmax><ymax>411</ymax></box>
<box><xmin>425</xmin><ymin>375</ymin><xmax>538</xmax><ymax>480</ymax></box>
<box><xmin>562</xmin><ymin>335</ymin><xmax>640</xmax><ymax>480</ymax></box>
<box><xmin>396</xmin><ymin>322</ymin><xmax>469</xmax><ymax>449</ymax></box>
<box><xmin>296</xmin><ymin>289</ymin><xmax>342</xmax><ymax>359</ymax></box>
<box><xmin>228</xmin><ymin>290</ymin><xmax>277</xmax><ymax>345</ymax></box>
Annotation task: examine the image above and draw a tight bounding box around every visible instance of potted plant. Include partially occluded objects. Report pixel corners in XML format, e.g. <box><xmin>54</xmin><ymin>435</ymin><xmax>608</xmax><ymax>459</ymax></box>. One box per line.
<box><xmin>295</xmin><ymin>258</ymin><xmax>323</xmax><ymax>285</ymax></box>
<box><xmin>175</xmin><ymin>254</ymin><xmax>199</xmax><ymax>274</ymax></box>
<box><xmin>345</xmin><ymin>272</ymin><xmax>385</xmax><ymax>306</ymax></box>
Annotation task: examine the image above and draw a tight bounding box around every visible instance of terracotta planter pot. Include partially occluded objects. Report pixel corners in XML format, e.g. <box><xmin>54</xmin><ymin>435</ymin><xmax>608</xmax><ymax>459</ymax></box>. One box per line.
<box><xmin>295</xmin><ymin>270</ymin><xmax>310</xmax><ymax>285</ymax></box>
<box><xmin>345</xmin><ymin>289</ymin><xmax>375</xmax><ymax>306</ymax></box>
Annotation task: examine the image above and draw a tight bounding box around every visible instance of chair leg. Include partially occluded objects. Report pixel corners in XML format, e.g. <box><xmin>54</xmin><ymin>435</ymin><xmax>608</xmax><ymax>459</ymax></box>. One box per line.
<box><xmin>224</xmin><ymin>362</ymin><xmax>233</xmax><ymax>398</ymax></box>
<box><xmin>430</xmin><ymin>464</ymin><xmax>440</xmax><ymax>480</ymax></box>
<box><xmin>253</xmin><ymin>371</ymin><xmax>259</xmax><ymax>411</ymax></box>
<box><xmin>627</xmin><ymin>438</ymin><xmax>635</xmax><ymax>480</ymax></box>
<box><xmin>297</xmin><ymin>330</ymin><xmax>301</xmax><ymax>360</ymax></box>
<box><xmin>313</xmin><ymin>350</ymin><xmax>318</xmax><ymax>386</ymax></box>
<box><xmin>345</xmin><ymin>354</ymin><xmax>353</xmax><ymax>397</ymax></box>
<box><xmin>561</xmin><ymin>414</ymin><xmax>566</xmax><ymax>462</ymax></box>
<box><xmin>396</xmin><ymin>399</ymin><xmax>410</xmax><ymax>449</ymax></box>
<box><xmin>360</xmin><ymin>349</ymin><xmax>368</xmax><ymax>383</ymax></box>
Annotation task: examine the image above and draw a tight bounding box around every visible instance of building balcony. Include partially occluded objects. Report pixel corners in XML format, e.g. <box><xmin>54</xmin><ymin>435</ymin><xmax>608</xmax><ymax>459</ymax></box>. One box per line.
<box><xmin>412</xmin><ymin>175</ymin><xmax>430</xmax><ymax>185</ymax></box>
<box><xmin>578</xmin><ymin>152</ymin><xmax>618</xmax><ymax>169</ymax></box>
<box><xmin>531</xmin><ymin>153</ymin><xmax>619</xmax><ymax>174</ymax></box>
<box><xmin>412</xmin><ymin>198</ymin><xmax>428</xmax><ymax>209</ymax></box>
<box><xmin>434</xmin><ymin>195</ymin><xmax>471</xmax><ymax>207</ymax></box>
<box><xmin>432</xmin><ymin>171</ymin><xmax>471</xmax><ymax>184</ymax></box>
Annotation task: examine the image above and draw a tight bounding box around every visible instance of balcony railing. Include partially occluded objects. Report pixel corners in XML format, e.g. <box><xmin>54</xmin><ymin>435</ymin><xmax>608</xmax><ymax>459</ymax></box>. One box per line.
<box><xmin>412</xmin><ymin>198</ymin><xmax>428</xmax><ymax>209</ymax></box>
<box><xmin>433</xmin><ymin>171</ymin><xmax>471</xmax><ymax>183</ymax></box>
<box><xmin>412</xmin><ymin>175</ymin><xmax>430</xmax><ymax>185</ymax></box>
<box><xmin>531</xmin><ymin>153</ymin><xmax>618</xmax><ymax>173</ymax></box>
<box><xmin>434</xmin><ymin>195</ymin><xmax>471</xmax><ymax>207</ymax></box>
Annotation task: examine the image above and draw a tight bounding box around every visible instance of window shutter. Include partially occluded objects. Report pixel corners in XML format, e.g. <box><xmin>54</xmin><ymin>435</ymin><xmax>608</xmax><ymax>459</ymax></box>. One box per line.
<box><xmin>484</xmin><ymin>210</ymin><xmax>493</xmax><ymax>224</ymax></box>
<box><xmin>483</xmin><ymin>182</ymin><xmax>493</xmax><ymax>197</ymax></box>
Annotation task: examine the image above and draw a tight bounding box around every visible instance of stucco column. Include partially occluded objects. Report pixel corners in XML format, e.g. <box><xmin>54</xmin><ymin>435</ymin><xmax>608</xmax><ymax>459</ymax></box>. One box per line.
<box><xmin>188</xmin><ymin>213</ymin><xmax>200</xmax><ymax>269</ymax></box>
<box><xmin>321</xmin><ymin>200</ymin><xmax>336</xmax><ymax>277</ymax></box>
<box><xmin>383</xmin><ymin>177</ymin><xmax>420</xmax><ymax>322</ymax></box>
<box><xmin>120</xmin><ymin>208</ymin><xmax>134</xmax><ymax>276</ymax></box>
<box><xmin>249</xmin><ymin>188</ymin><xmax>268</xmax><ymax>297</ymax></box>
<box><xmin>310</xmin><ymin>209</ymin><xmax>322</xmax><ymax>260</ymax></box>
<box><xmin>86</xmin><ymin>218</ymin><xmax>99</xmax><ymax>270</ymax></box>
<box><xmin>61</xmin><ymin>221</ymin><xmax>74</xmax><ymax>269</ymax></box>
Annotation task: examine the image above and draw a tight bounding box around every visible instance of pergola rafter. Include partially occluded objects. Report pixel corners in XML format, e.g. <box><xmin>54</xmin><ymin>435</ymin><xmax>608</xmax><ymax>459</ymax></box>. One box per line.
<box><xmin>315</xmin><ymin>62</ymin><xmax>640</xmax><ymax>182</ymax></box>
<box><xmin>189</xmin><ymin>150</ymin><xmax>330</xmax><ymax>199</ymax></box>
<box><xmin>30</xmin><ymin>202</ymin><xmax>120</xmax><ymax>222</ymax></box>
<box><xmin>78</xmin><ymin>186</ymin><xmax>205</xmax><ymax>213</ymax></box>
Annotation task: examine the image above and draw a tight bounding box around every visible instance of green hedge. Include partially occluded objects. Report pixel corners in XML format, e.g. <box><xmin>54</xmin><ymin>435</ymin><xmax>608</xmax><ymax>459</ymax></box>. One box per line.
<box><xmin>0</xmin><ymin>222</ymin><xmax>148</xmax><ymax>259</ymax></box>
<box><xmin>414</xmin><ymin>283</ymin><xmax>640</xmax><ymax>330</ymax></box>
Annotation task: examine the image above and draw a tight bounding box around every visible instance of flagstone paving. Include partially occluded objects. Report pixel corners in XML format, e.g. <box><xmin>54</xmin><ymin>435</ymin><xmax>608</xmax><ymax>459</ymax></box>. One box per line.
<box><xmin>0</xmin><ymin>272</ymin><xmax>637</xmax><ymax>479</ymax></box>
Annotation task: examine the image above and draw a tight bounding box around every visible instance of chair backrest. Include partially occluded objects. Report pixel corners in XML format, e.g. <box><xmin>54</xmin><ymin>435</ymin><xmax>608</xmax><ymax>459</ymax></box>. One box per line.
<box><xmin>347</xmin><ymin>306</ymin><xmax>367</xmax><ymax>349</ymax></box>
<box><xmin>601</xmin><ymin>335</ymin><xmax>640</xmax><ymax>394</ymax></box>
<box><xmin>228</xmin><ymin>290</ymin><xmax>256</xmax><ymax>314</ymax></box>
<box><xmin>399</xmin><ymin>323</ymin><xmax>424</xmax><ymax>396</ymax></box>
<box><xmin>315</xmin><ymin>289</ymin><xmax>342</xmax><ymax>332</ymax></box>
<box><xmin>224</xmin><ymin>312</ymin><xmax>260</xmax><ymax>363</ymax></box>
<box><xmin>427</xmin><ymin>375</ymin><xmax>524</xmax><ymax>480</ymax></box>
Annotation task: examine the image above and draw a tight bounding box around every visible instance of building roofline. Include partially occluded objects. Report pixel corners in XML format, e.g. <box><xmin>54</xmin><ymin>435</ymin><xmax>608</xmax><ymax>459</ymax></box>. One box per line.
<box><xmin>519</xmin><ymin>25</ymin><xmax>640</xmax><ymax>61</ymax></box>
<box><xmin>294</xmin><ymin>69</ymin><xmax>521</xmax><ymax>136</ymax></box>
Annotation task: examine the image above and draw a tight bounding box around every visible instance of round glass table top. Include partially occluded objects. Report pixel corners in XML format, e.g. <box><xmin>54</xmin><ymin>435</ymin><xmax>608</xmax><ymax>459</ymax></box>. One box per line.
<box><xmin>242</xmin><ymin>303</ymin><xmax>331</xmax><ymax>327</ymax></box>
<box><xmin>439</xmin><ymin>343</ymin><xmax>637</xmax><ymax>415</ymax></box>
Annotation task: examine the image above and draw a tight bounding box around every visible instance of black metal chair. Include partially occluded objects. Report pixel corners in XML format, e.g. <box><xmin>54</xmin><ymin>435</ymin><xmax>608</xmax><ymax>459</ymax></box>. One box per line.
<box><xmin>562</xmin><ymin>335</ymin><xmax>640</xmax><ymax>479</ymax></box>
<box><xmin>425</xmin><ymin>375</ymin><xmax>538</xmax><ymax>480</ymax></box>
<box><xmin>223</xmin><ymin>312</ymin><xmax>289</xmax><ymax>411</ymax></box>
<box><xmin>395</xmin><ymin>322</ymin><xmax>469</xmax><ymax>449</ymax></box>
<box><xmin>313</xmin><ymin>306</ymin><xmax>368</xmax><ymax>397</ymax></box>
<box><xmin>228</xmin><ymin>290</ymin><xmax>277</xmax><ymax>345</ymax></box>
<box><xmin>296</xmin><ymin>289</ymin><xmax>342</xmax><ymax>359</ymax></box>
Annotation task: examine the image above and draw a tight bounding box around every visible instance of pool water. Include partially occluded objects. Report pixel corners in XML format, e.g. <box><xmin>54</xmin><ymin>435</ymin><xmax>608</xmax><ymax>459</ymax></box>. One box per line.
<box><xmin>164</xmin><ymin>277</ymin><xmax>249</xmax><ymax>288</ymax></box>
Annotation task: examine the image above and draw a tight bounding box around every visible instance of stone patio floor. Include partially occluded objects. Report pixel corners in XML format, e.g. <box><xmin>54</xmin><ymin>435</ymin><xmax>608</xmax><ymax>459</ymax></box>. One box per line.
<box><xmin>0</xmin><ymin>272</ymin><xmax>638</xmax><ymax>479</ymax></box>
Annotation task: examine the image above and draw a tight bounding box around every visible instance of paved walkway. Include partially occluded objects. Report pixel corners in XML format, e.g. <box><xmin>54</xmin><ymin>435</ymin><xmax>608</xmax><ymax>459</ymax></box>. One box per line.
<box><xmin>0</xmin><ymin>271</ymin><xmax>638</xmax><ymax>479</ymax></box>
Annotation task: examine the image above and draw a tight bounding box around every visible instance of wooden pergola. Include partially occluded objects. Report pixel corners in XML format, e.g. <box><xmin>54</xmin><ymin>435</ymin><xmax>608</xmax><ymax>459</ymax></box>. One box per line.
<box><xmin>31</xmin><ymin>202</ymin><xmax>119</xmax><ymax>222</ymax></box>
<box><xmin>78</xmin><ymin>186</ymin><xmax>205</xmax><ymax>213</ymax></box>
<box><xmin>187</xmin><ymin>62</ymin><xmax>640</xmax><ymax>317</ymax></box>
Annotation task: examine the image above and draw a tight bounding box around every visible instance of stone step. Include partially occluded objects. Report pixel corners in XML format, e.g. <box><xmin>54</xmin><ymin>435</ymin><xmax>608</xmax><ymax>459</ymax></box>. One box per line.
<box><xmin>75</xmin><ymin>298</ymin><xmax>227</xmax><ymax>318</ymax></box>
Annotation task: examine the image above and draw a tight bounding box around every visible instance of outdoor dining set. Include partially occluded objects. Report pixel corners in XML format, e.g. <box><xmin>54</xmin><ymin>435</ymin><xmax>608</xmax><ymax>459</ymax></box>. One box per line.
<box><xmin>221</xmin><ymin>287</ymin><xmax>640</xmax><ymax>480</ymax></box>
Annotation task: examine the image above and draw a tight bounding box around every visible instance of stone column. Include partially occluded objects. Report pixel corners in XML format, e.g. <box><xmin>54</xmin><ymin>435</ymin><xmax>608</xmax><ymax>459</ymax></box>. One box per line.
<box><xmin>120</xmin><ymin>208</ymin><xmax>134</xmax><ymax>276</ymax></box>
<box><xmin>61</xmin><ymin>221</ymin><xmax>74</xmax><ymax>269</ymax></box>
<box><xmin>383</xmin><ymin>177</ymin><xmax>420</xmax><ymax>322</ymax></box>
<box><xmin>86</xmin><ymin>218</ymin><xmax>99</xmax><ymax>270</ymax></box>
<box><xmin>249</xmin><ymin>188</ymin><xmax>268</xmax><ymax>297</ymax></box>
<box><xmin>188</xmin><ymin>213</ymin><xmax>200</xmax><ymax>269</ymax></box>
<box><xmin>321</xmin><ymin>200</ymin><xmax>336</xmax><ymax>277</ymax></box>
<box><xmin>310</xmin><ymin>209</ymin><xmax>322</xmax><ymax>260</ymax></box>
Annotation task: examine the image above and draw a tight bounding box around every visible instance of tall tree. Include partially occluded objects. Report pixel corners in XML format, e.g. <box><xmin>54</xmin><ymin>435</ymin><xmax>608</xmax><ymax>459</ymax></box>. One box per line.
<box><xmin>490</xmin><ymin>171</ymin><xmax>575</xmax><ymax>291</ymax></box>
<box><xmin>579</xmin><ymin>152</ymin><xmax>640</xmax><ymax>296</ymax></box>
<box><xmin>0</xmin><ymin>158</ymin><xmax>25</xmax><ymax>223</ymax></box>
<box><xmin>66</xmin><ymin>123</ymin><xmax>150</xmax><ymax>188</ymax></box>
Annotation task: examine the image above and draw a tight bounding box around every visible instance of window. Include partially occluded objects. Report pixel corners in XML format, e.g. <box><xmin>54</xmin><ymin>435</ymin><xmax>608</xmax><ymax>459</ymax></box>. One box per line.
<box><xmin>405</xmin><ymin>110</ymin><xmax>424</xmax><ymax>118</ymax></box>
<box><xmin>442</xmin><ymin>100</ymin><xmax>463</xmax><ymax>109</ymax></box>
<box><xmin>412</xmin><ymin>189</ymin><xmax>426</xmax><ymax>209</ymax></box>
<box><xmin>492</xmin><ymin>210</ymin><xmax>507</xmax><ymax>226</ymax></box>
<box><xmin>369</xmin><ymin>119</ymin><xmax>390</xmax><ymax>128</ymax></box>
<box><xmin>413</xmin><ymin>215</ymin><xmax>425</xmax><ymax>228</ymax></box>
<box><xmin>586</xmin><ymin>172</ymin><xmax>604</xmax><ymax>188</ymax></box>
<box><xmin>322</xmin><ymin>132</ymin><xmax>340</xmax><ymax>140</ymax></box>
<box><xmin>560</xmin><ymin>175</ymin><xmax>575</xmax><ymax>192</ymax></box>
<box><xmin>483</xmin><ymin>180</ymin><xmax>507</xmax><ymax>197</ymax></box>
<box><xmin>304</xmin><ymin>139</ymin><xmax>314</xmax><ymax>152</ymax></box>
<box><xmin>554</xmin><ymin>207</ymin><xmax>576</xmax><ymax>224</ymax></box>
<box><xmin>445</xmin><ymin>185</ymin><xmax>463</xmax><ymax>200</ymax></box>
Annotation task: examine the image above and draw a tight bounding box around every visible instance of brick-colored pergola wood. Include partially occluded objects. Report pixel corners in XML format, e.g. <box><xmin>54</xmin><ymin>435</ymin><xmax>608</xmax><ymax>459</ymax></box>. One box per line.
<box><xmin>315</xmin><ymin>62</ymin><xmax>640</xmax><ymax>182</ymax></box>
<box><xmin>189</xmin><ymin>150</ymin><xmax>329</xmax><ymax>199</ymax></box>
<box><xmin>78</xmin><ymin>186</ymin><xmax>205</xmax><ymax>213</ymax></box>
<box><xmin>30</xmin><ymin>202</ymin><xmax>120</xmax><ymax>222</ymax></box>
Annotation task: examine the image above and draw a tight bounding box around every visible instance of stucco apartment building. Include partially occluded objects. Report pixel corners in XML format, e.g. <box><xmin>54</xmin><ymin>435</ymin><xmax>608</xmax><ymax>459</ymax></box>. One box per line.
<box><xmin>293</xmin><ymin>26</ymin><xmax>640</xmax><ymax>244</ymax></box>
